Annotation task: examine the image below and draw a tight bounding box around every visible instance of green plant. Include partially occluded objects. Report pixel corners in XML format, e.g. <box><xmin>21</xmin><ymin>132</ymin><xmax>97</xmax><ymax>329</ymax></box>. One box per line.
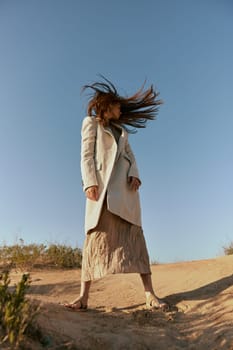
<box><xmin>0</xmin><ymin>271</ymin><xmax>39</xmax><ymax>348</ymax></box>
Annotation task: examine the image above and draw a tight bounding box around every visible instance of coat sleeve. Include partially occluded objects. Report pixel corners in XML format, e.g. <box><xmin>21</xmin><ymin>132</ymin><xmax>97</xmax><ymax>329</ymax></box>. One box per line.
<box><xmin>80</xmin><ymin>116</ymin><xmax>98</xmax><ymax>191</ymax></box>
<box><xmin>125</xmin><ymin>139</ymin><xmax>141</xmax><ymax>183</ymax></box>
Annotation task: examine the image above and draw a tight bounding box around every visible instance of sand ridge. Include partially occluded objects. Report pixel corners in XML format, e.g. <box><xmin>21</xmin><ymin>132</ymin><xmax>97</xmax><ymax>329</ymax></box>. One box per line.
<box><xmin>8</xmin><ymin>255</ymin><xmax>233</xmax><ymax>349</ymax></box>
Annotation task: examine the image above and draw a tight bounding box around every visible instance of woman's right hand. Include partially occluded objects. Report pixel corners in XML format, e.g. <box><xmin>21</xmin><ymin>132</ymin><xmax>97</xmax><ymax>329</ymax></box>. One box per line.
<box><xmin>85</xmin><ymin>186</ymin><xmax>99</xmax><ymax>201</ymax></box>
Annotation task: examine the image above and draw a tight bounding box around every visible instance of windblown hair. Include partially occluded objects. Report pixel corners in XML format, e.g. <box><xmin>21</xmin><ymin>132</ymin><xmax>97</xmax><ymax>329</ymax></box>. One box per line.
<box><xmin>82</xmin><ymin>76</ymin><xmax>163</xmax><ymax>132</ymax></box>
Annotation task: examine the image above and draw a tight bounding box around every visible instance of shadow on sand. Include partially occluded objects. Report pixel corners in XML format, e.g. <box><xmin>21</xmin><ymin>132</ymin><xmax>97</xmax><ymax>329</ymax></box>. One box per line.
<box><xmin>164</xmin><ymin>273</ymin><xmax>233</xmax><ymax>305</ymax></box>
<box><xmin>25</xmin><ymin>274</ymin><xmax>233</xmax><ymax>350</ymax></box>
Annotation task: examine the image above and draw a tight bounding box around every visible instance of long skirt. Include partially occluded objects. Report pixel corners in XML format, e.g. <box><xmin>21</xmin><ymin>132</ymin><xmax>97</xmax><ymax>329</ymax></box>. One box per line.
<box><xmin>81</xmin><ymin>199</ymin><xmax>151</xmax><ymax>281</ymax></box>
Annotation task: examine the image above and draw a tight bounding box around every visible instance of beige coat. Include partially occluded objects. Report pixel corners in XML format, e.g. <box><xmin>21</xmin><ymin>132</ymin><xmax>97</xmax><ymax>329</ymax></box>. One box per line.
<box><xmin>81</xmin><ymin>116</ymin><xmax>142</xmax><ymax>234</ymax></box>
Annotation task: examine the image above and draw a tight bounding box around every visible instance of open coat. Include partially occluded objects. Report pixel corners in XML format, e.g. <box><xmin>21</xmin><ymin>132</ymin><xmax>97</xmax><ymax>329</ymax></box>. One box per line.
<box><xmin>81</xmin><ymin>116</ymin><xmax>142</xmax><ymax>234</ymax></box>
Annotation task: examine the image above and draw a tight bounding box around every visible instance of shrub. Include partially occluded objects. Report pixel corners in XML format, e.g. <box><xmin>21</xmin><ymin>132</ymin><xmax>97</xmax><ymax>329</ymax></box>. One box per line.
<box><xmin>0</xmin><ymin>271</ymin><xmax>39</xmax><ymax>348</ymax></box>
<box><xmin>0</xmin><ymin>240</ymin><xmax>82</xmax><ymax>270</ymax></box>
<box><xmin>46</xmin><ymin>244</ymin><xmax>82</xmax><ymax>268</ymax></box>
<box><xmin>0</xmin><ymin>243</ymin><xmax>46</xmax><ymax>271</ymax></box>
<box><xmin>223</xmin><ymin>241</ymin><xmax>233</xmax><ymax>255</ymax></box>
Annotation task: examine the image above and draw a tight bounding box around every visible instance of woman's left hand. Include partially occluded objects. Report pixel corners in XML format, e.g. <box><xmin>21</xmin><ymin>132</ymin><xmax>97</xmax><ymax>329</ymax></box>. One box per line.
<box><xmin>128</xmin><ymin>176</ymin><xmax>141</xmax><ymax>191</ymax></box>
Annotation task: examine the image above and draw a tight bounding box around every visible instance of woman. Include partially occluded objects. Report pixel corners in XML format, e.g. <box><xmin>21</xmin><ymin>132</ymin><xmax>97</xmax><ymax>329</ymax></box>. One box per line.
<box><xmin>65</xmin><ymin>77</ymin><xmax>168</xmax><ymax>311</ymax></box>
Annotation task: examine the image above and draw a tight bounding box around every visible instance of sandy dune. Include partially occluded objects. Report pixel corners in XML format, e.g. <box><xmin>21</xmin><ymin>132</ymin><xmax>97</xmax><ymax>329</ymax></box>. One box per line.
<box><xmin>9</xmin><ymin>255</ymin><xmax>233</xmax><ymax>349</ymax></box>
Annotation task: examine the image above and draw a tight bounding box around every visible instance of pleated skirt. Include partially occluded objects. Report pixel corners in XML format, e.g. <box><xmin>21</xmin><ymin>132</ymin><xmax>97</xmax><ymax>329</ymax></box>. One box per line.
<box><xmin>81</xmin><ymin>199</ymin><xmax>151</xmax><ymax>281</ymax></box>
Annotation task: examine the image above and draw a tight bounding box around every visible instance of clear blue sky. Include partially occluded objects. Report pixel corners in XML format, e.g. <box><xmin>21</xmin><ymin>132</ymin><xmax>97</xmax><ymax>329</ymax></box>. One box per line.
<box><xmin>0</xmin><ymin>0</ymin><xmax>232</xmax><ymax>263</ymax></box>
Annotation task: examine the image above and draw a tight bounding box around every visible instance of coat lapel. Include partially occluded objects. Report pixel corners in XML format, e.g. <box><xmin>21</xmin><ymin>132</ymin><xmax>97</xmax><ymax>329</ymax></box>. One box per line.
<box><xmin>102</xmin><ymin>123</ymin><xmax>126</xmax><ymax>160</ymax></box>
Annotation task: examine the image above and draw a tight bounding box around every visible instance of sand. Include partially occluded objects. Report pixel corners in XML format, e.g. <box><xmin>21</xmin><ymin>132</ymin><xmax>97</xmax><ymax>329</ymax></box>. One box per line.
<box><xmin>7</xmin><ymin>255</ymin><xmax>233</xmax><ymax>349</ymax></box>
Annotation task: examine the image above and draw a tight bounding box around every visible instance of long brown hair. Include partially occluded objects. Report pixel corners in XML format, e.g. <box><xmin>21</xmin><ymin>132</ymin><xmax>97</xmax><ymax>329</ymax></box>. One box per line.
<box><xmin>82</xmin><ymin>76</ymin><xmax>163</xmax><ymax>132</ymax></box>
